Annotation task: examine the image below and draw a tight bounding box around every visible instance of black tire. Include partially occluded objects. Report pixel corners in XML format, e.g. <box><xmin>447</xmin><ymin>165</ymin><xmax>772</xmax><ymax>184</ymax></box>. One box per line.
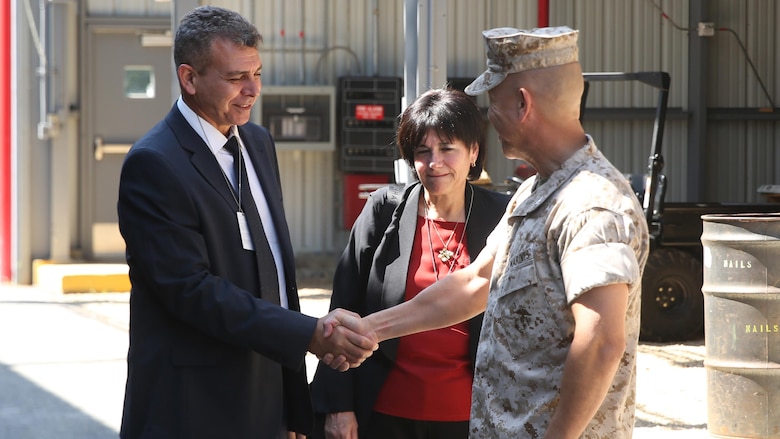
<box><xmin>640</xmin><ymin>248</ymin><xmax>704</xmax><ymax>342</ymax></box>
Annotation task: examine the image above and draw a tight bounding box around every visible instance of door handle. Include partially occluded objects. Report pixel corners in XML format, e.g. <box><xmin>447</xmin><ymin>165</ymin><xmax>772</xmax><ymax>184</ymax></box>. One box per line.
<box><xmin>94</xmin><ymin>136</ymin><xmax>132</xmax><ymax>161</ymax></box>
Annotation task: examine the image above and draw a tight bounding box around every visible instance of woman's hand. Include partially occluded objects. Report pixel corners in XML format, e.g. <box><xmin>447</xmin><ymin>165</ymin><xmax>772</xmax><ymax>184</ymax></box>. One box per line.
<box><xmin>324</xmin><ymin>411</ymin><xmax>359</xmax><ymax>439</ymax></box>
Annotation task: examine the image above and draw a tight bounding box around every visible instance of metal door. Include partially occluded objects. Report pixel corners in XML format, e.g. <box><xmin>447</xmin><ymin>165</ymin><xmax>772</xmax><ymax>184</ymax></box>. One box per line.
<box><xmin>82</xmin><ymin>21</ymin><xmax>172</xmax><ymax>260</ymax></box>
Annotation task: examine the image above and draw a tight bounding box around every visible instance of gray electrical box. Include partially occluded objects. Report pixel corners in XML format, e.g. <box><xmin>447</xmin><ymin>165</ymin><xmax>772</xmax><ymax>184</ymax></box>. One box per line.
<box><xmin>255</xmin><ymin>85</ymin><xmax>336</xmax><ymax>151</ymax></box>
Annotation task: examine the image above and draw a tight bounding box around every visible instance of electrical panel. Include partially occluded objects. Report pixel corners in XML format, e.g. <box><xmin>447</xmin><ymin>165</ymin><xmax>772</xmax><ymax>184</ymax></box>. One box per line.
<box><xmin>256</xmin><ymin>86</ymin><xmax>335</xmax><ymax>151</ymax></box>
<box><xmin>338</xmin><ymin>76</ymin><xmax>403</xmax><ymax>173</ymax></box>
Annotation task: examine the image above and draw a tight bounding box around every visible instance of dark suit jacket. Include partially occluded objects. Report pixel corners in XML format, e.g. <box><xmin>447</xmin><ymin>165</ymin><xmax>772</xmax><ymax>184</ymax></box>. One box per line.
<box><xmin>309</xmin><ymin>182</ymin><xmax>510</xmax><ymax>436</ymax></box>
<box><xmin>118</xmin><ymin>104</ymin><xmax>316</xmax><ymax>438</ymax></box>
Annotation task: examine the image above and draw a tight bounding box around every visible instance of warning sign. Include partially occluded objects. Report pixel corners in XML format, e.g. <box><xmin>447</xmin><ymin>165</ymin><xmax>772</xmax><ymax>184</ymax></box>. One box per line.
<box><xmin>355</xmin><ymin>104</ymin><xmax>385</xmax><ymax>121</ymax></box>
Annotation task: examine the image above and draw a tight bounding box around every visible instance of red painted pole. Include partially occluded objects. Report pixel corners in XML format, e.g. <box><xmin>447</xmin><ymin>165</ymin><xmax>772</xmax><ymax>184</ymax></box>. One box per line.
<box><xmin>538</xmin><ymin>0</ymin><xmax>549</xmax><ymax>28</ymax></box>
<box><xmin>1</xmin><ymin>0</ymin><xmax>12</xmax><ymax>282</ymax></box>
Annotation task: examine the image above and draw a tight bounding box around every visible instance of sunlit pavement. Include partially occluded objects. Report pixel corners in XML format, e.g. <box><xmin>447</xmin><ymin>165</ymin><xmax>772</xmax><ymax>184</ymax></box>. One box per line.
<box><xmin>0</xmin><ymin>284</ymin><xmax>709</xmax><ymax>438</ymax></box>
<box><xmin>0</xmin><ymin>286</ymin><xmax>127</xmax><ymax>438</ymax></box>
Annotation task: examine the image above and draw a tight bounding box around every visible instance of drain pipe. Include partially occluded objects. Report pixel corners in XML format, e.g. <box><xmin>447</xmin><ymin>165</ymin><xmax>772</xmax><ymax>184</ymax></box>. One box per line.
<box><xmin>25</xmin><ymin>0</ymin><xmax>54</xmax><ymax>140</ymax></box>
<box><xmin>403</xmin><ymin>0</ymin><xmax>417</xmax><ymax>107</ymax></box>
<box><xmin>538</xmin><ymin>0</ymin><xmax>549</xmax><ymax>27</ymax></box>
<box><xmin>36</xmin><ymin>0</ymin><xmax>48</xmax><ymax>140</ymax></box>
<box><xmin>277</xmin><ymin>0</ymin><xmax>286</xmax><ymax>85</ymax></box>
<box><xmin>1</xmin><ymin>0</ymin><xmax>11</xmax><ymax>281</ymax></box>
<box><xmin>298</xmin><ymin>0</ymin><xmax>305</xmax><ymax>84</ymax></box>
<box><xmin>371</xmin><ymin>0</ymin><xmax>378</xmax><ymax>76</ymax></box>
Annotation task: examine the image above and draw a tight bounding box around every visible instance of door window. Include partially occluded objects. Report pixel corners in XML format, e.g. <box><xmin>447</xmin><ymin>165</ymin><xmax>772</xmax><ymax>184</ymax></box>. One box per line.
<box><xmin>124</xmin><ymin>66</ymin><xmax>155</xmax><ymax>99</ymax></box>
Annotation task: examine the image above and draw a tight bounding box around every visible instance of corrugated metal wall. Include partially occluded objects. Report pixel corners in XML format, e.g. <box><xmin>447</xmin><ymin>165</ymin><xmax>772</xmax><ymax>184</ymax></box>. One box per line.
<box><xmin>706</xmin><ymin>0</ymin><xmax>780</xmax><ymax>202</ymax></box>
<box><xmin>251</xmin><ymin>0</ymin><xmax>406</xmax><ymax>252</ymax></box>
<box><xmin>447</xmin><ymin>1</ymin><xmax>539</xmax><ymax>188</ymax></box>
<box><xmin>81</xmin><ymin>0</ymin><xmax>780</xmax><ymax>253</ymax></box>
<box><xmin>570</xmin><ymin>0</ymin><xmax>779</xmax><ymax>204</ymax></box>
<box><xmin>562</xmin><ymin>0</ymin><xmax>692</xmax><ymax>202</ymax></box>
<box><xmin>246</xmin><ymin>0</ymin><xmax>548</xmax><ymax>252</ymax></box>
<box><xmin>86</xmin><ymin>0</ymin><xmax>169</xmax><ymax>16</ymax></box>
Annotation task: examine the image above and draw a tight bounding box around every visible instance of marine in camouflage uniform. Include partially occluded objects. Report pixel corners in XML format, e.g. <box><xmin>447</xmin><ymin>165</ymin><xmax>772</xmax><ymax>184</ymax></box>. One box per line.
<box><xmin>347</xmin><ymin>25</ymin><xmax>651</xmax><ymax>439</ymax></box>
<box><xmin>469</xmin><ymin>136</ymin><xmax>649</xmax><ymax>438</ymax></box>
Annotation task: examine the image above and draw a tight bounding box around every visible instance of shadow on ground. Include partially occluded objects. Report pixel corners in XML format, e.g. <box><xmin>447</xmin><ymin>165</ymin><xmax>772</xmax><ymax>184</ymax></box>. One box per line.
<box><xmin>0</xmin><ymin>363</ymin><xmax>118</xmax><ymax>439</ymax></box>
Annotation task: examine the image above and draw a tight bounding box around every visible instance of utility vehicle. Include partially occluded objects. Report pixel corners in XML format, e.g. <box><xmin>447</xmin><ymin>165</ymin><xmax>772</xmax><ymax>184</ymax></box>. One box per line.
<box><xmin>581</xmin><ymin>72</ymin><xmax>779</xmax><ymax>342</ymax></box>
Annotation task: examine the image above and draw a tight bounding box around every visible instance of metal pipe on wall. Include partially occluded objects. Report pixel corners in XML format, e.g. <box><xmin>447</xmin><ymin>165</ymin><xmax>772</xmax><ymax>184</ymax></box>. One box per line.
<box><xmin>45</xmin><ymin>0</ymin><xmax>78</xmax><ymax>264</ymax></box>
<box><xmin>403</xmin><ymin>0</ymin><xmax>418</xmax><ymax>108</ymax></box>
<box><xmin>320</xmin><ymin>0</ymin><xmax>329</xmax><ymax>84</ymax></box>
<box><xmin>687</xmin><ymin>0</ymin><xmax>709</xmax><ymax>201</ymax></box>
<box><xmin>298</xmin><ymin>0</ymin><xmax>305</xmax><ymax>84</ymax></box>
<box><xmin>402</xmin><ymin>0</ymin><xmax>446</xmax><ymax>98</ymax></box>
<box><xmin>172</xmin><ymin>0</ymin><xmax>199</xmax><ymax>102</ymax></box>
<box><xmin>422</xmin><ymin>0</ymin><xmax>446</xmax><ymax>92</ymax></box>
<box><xmin>276</xmin><ymin>0</ymin><xmax>286</xmax><ymax>84</ymax></box>
<box><xmin>24</xmin><ymin>0</ymin><xmax>52</xmax><ymax>141</ymax></box>
<box><xmin>538</xmin><ymin>0</ymin><xmax>549</xmax><ymax>27</ymax></box>
<box><xmin>37</xmin><ymin>0</ymin><xmax>47</xmax><ymax>140</ymax></box>
<box><xmin>1</xmin><ymin>0</ymin><xmax>12</xmax><ymax>281</ymax></box>
<box><xmin>371</xmin><ymin>0</ymin><xmax>378</xmax><ymax>76</ymax></box>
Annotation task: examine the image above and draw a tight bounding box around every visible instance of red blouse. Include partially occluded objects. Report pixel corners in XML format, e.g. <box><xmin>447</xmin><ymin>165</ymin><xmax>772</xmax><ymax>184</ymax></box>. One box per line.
<box><xmin>373</xmin><ymin>215</ymin><xmax>473</xmax><ymax>421</ymax></box>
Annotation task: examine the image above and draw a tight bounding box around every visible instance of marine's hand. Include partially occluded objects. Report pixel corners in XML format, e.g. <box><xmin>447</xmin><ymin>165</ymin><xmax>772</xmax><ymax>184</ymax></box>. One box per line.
<box><xmin>309</xmin><ymin>309</ymin><xmax>378</xmax><ymax>372</ymax></box>
<box><xmin>320</xmin><ymin>309</ymin><xmax>379</xmax><ymax>371</ymax></box>
<box><xmin>324</xmin><ymin>411</ymin><xmax>358</xmax><ymax>439</ymax></box>
<box><xmin>325</xmin><ymin>309</ymin><xmax>378</xmax><ymax>370</ymax></box>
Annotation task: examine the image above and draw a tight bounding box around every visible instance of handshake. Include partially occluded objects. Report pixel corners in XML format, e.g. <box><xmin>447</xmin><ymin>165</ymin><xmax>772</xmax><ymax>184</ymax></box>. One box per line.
<box><xmin>308</xmin><ymin>309</ymin><xmax>379</xmax><ymax>372</ymax></box>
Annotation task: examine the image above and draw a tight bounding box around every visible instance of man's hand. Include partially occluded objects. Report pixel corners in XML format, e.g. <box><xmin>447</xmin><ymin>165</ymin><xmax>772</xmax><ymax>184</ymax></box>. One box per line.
<box><xmin>309</xmin><ymin>308</ymin><xmax>378</xmax><ymax>372</ymax></box>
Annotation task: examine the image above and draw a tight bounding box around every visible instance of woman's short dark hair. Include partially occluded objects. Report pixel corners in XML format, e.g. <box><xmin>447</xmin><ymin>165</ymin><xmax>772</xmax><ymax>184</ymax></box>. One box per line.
<box><xmin>174</xmin><ymin>6</ymin><xmax>263</xmax><ymax>73</ymax></box>
<box><xmin>396</xmin><ymin>88</ymin><xmax>487</xmax><ymax>180</ymax></box>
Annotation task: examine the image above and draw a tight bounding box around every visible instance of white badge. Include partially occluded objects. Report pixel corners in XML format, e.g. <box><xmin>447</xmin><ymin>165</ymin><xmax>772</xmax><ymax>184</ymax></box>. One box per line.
<box><xmin>237</xmin><ymin>212</ymin><xmax>255</xmax><ymax>251</ymax></box>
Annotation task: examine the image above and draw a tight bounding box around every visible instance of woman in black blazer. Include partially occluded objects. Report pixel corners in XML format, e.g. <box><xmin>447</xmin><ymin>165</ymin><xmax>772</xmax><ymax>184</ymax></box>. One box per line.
<box><xmin>310</xmin><ymin>89</ymin><xmax>511</xmax><ymax>438</ymax></box>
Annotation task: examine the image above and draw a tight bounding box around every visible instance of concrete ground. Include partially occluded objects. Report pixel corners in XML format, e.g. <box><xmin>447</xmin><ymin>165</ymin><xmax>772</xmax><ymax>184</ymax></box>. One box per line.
<box><xmin>0</xmin><ymin>283</ymin><xmax>710</xmax><ymax>438</ymax></box>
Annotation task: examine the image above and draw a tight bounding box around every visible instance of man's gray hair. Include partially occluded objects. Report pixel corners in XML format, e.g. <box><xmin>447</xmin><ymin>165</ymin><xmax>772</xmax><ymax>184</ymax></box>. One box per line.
<box><xmin>174</xmin><ymin>6</ymin><xmax>263</xmax><ymax>73</ymax></box>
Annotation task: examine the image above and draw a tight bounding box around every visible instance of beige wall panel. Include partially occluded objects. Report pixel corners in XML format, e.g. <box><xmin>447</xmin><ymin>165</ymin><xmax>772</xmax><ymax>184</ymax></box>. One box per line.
<box><xmin>660</xmin><ymin>123</ymin><xmax>690</xmax><ymax>203</ymax></box>
<box><xmin>707</xmin><ymin>122</ymin><xmax>748</xmax><ymax>202</ymax></box>
<box><xmin>77</xmin><ymin>0</ymin><xmax>779</xmax><ymax>258</ymax></box>
<box><xmin>708</xmin><ymin>121</ymin><xmax>780</xmax><ymax>203</ymax></box>
<box><xmin>561</xmin><ymin>1</ymin><xmax>692</xmax><ymax>202</ymax></box>
<box><xmin>86</xmin><ymin>0</ymin><xmax>170</xmax><ymax>16</ymax></box>
<box><xmin>747</xmin><ymin>123</ymin><xmax>780</xmax><ymax>201</ymax></box>
<box><xmin>707</xmin><ymin>0</ymin><xmax>779</xmax><ymax>200</ymax></box>
<box><xmin>278</xmin><ymin>150</ymin><xmax>341</xmax><ymax>252</ymax></box>
<box><xmin>252</xmin><ymin>0</ymin><xmax>404</xmax><ymax>86</ymax></box>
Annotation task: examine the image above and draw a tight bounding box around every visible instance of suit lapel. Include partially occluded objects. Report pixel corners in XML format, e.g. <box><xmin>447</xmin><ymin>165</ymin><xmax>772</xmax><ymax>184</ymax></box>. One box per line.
<box><xmin>463</xmin><ymin>184</ymin><xmax>483</xmax><ymax>258</ymax></box>
<box><xmin>238</xmin><ymin>127</ymin><xmax>285</xmax><ymax>231</ymax></box>
<box><xmin>166</xmin><ymin>108</ymin><xmax>236</xmax><ymax>210</ymax></box>
<box><xmin>381</xmin><ymin>184</ymin><xmax>421</xmax><ymax>308</ymax></box>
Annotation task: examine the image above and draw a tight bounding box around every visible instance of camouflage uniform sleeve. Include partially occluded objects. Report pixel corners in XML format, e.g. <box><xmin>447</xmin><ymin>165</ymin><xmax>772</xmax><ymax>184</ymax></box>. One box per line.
<box><xmin>558</xmin><ymin>208</ymin><xmax>643</xmax><ymax>303</ymax></box>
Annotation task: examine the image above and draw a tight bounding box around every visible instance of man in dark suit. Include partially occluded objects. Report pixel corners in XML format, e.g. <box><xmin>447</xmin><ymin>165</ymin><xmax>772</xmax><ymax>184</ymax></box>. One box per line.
<box><xmin>117</xmin><ymin>6</ymin><xmax>376</xmax><ymax>438</ymax></box>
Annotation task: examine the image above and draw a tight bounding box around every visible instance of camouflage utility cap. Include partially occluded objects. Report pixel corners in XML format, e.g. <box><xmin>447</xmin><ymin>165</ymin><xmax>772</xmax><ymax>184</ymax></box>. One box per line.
<box><xmin>465</xmin><ymin>26</ymin><xmax>579</xmax><ymax>96</ymax></box>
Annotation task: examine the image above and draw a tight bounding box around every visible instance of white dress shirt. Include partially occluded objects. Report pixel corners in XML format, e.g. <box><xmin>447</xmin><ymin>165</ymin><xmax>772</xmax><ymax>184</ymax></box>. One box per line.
<box><xmin>177</xmin><ymin>97</ymin><xmax>288</xmax><ymax>308</ymax></box>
